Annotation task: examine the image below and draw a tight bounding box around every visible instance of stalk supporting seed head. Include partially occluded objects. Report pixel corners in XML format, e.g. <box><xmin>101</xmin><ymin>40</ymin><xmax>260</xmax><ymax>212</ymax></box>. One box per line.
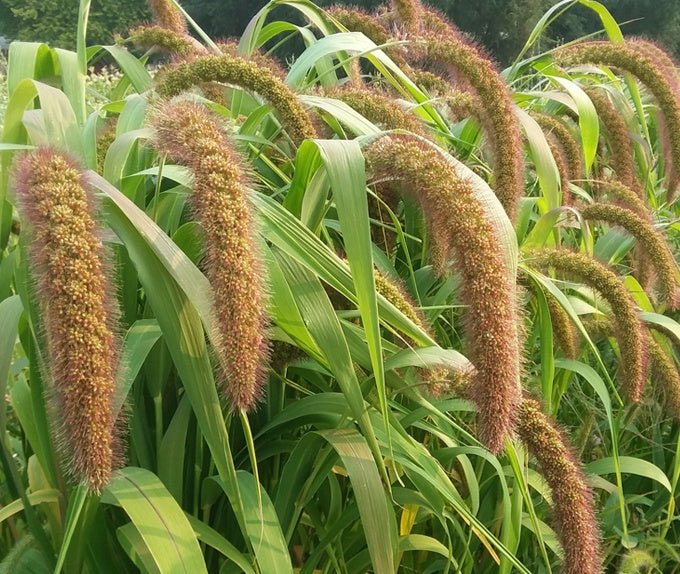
<box><xmin>517</xmin><ymin>398</ymin><xmax>602</xmax><ymax>574</ymax></box>
<box><xmin>151</xmin><ymin>101</ymin><xmax>269</xmax><ymax>411</ymax></box>
<box><xmin>14</xmin><ymin>148</ymin><xmax>123</xmax><ymax>492</ymax></box>
<box><xmin>365</xmin><ymin>134</ymin><xmax>521</xmax><ymax>453</ymax></box>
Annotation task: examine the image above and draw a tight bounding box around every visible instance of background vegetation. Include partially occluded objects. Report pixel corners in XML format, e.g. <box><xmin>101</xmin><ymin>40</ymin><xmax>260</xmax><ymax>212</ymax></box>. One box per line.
<box><xmin>3</xmin><ymin>0</ymin><xmax>680</xmax><ymax>63</ymax></box>
<box><xmin>2</xmin><ymin>0</ymin><xmax>680</xmax><ymax>573</ymax></box>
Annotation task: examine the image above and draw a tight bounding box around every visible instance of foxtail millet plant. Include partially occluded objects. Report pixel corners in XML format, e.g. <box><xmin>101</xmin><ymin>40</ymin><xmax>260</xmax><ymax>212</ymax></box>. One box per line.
<box><xmin>365</xmin><ymin>134</ymin><xmax>521</xmax><ymax>453</ymax></box>
<box><xmin>579</xmin><ymin>202</ymin><xmax>679</xmax><ymax>309</ymax></box>
<box><xmin>128</xmin><ymin>24</ymin><xmax>199</xmax><ymax>58</ymax></box>
<box><xmin>154</xmin><ymin>55</ymin><xmax>318</xmax><ymax>147</ymax></box>
<box><xmin>648</xmin><ymin>336</ymin><xmax>680</xmax><ymax>421</ymax></box>
<box><xmin>533</xmin><ymin>112</ymin><xmax>583</xmax><ymax>186</ymax></box>
<box><xmin>517</xmin><ymin>397</ymin><xmax>602</xmax><ymax>574</ymax></box>
<box><xmin>593</xmin><ymin>180</ymin><xmax>651</xmax><ymax>221</ymax></box>
<box><xmin>585</xmin><ymin>88</ymin><xmax>639</xmax><ymax>191</ymax></box>
<box><xmin>151</xmin><ymin>100</ymin><xmax>269</xmax><ymax>411</ymax></box>
<box><xmin>557</xmin><ymin>40</ymin><xmax>680</xmax><ymax>199</ymax></box>
<box><xmin>417</xmin><ymin>36</ymin><xmax>525</xmax><ymax>220</ymax></box>
<box><xmin>533</xmin><ymin>249</ymin><xmax>647</xmax><ymax>402</ymax></box>
<box><xmin>14</xmin><ymin>148</ymin><xmax>123</xmax><ymax>492</ymax></box>
<box><xmin>148</xmin><ymin>0</ymin><xmax>186</xmax><ymax>35</ymax></box>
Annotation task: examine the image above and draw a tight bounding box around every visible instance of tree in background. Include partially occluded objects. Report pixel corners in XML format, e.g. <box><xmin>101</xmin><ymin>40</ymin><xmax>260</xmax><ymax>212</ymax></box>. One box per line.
<box><xmin>0</xmin><ymin>0</ymin><xmax>150</xmax><ymax>49</ymax></box>
<box><xmin>2</xmin><ymin>0</ymin><xmax>680</xmax><ymax>64</ymax></box>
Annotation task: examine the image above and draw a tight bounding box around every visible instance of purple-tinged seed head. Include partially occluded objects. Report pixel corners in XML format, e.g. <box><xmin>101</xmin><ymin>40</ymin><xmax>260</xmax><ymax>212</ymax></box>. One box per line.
<box><xmin>518</xmin><ymin>398</ymin><xmax>602</xmax><ymax>574</ymax></box>
<box><xmin>365</xmin><ymin>134</ymin><xmax>521</xmax><ymax>453</ymax></box>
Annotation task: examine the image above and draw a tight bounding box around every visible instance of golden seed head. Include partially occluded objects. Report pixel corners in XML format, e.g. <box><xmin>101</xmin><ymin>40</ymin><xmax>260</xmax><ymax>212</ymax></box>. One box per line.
<box><xmin>151</xmin><ymin>100</ymin><xmax>270</xmax><ymax>411</ymax></box>
<box><xmin>14</xmin><ymin>148</ymin><xmax>123</xmax><ymax>492</ymax></box>
<box><xmin>155</xmin><ymin>54</ymin><xmax>317</xmax><ymax>146</ymax></box>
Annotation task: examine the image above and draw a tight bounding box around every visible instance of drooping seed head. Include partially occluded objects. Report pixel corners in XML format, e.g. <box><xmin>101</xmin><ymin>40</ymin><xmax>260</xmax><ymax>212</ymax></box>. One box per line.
<box><xmin>557</xmin><ymin>40</ymin><xmax>680</xmax><ymax>200</ymax></box>
<box><xmin>151</xmin><ymin>100</ymin><xmax>269</xmax><ymax>411</ymax></box>
<box><xmin>148</xmin><ymin>0</ymin><xmax>186</xmax><ymax>34</ymax></box>
<box><xmin>155</xmin><ymin>54</ymin><xmax>318</xmax><ymax>146</ymax></box>
<box><xmin>648</xmin><ymin>336</ymin><xmax>680</xmax><ymax>421</ymax></box>
<box><xmin>592</xmin><ymin>180</ymin><xmax>651</xmax><ymax>221</ymax></box>
<box><xmin>13</xmin><ymin>148</ymin><xmax>123</xmax><ymax>492</ymax></box>
<box><xmin>365</xmin><ymin>134</ymin><xmax>521</xmax><ymax>453</ymax></box>
<box><xmin>518</xmin><ymin>398</ymin><xmax>602</xmax><ymax>574</ymax></box>
<box><xmin>129</xmin><ymin>24</ymin><xmax>198</xmax><ymax>57</ymax></box>
<box><xmin>580</xmin><ymin>202</ymin><xmax>679</xmax><ymax>309</ymax></box>
<box><xmin>585</xmin><ymin>88</ymin><xmax>639</xmax><ymax>190</ymax></box>
<box><xmin>532</xmin><ymin>112</ymin><xmax>583</xmax><ymax>186</ymax></box>
<box><xmin>417</xmin><ymin>36</ymin><xmax>525</xmax><ymax>220</ymax></box>
<box><xmin>546</xmin><ymin>290</ymin><xmax>580</xmax><ymax>359</ymax></box>
<box><xmin>533</xmin><ymin>249</ymin><xmax>647</xmax><ymax>402</ymax></box>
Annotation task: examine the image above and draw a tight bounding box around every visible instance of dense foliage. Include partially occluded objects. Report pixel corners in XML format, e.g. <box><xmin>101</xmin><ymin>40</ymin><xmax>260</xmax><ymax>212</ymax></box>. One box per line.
<box><xmin>2</xmin><ymin>0</ymin><xmax>680</xmax><ymax>573</ymax></box>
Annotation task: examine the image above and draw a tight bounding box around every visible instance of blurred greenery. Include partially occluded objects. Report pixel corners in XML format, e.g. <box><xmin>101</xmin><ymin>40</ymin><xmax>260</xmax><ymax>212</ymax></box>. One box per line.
<box><xmin>2</xmin><ymin>0</ymin><xmax>680</xmax><ymax>64</ymax></box>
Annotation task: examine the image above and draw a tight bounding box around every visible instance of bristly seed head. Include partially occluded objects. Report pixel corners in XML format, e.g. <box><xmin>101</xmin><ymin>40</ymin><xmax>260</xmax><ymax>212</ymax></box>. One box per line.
<box><xmin>148</xmin><ymin>0</ymin><xmax>186</xmax><ymax>35</ymax></box>
<box><xmin>151</xmin><ymin>100</ymin><xmax>269</xmax><ymax>411</ymax></box>
<box><xmin>580</xmin><ymin>202</ymin><xmax>679</xmax><ymax>309</ymax></box>
<box><xmin>518</xmin><ymin>398</ymin><xmax>602</xmax><ymax>574</ymax></box>
<box><xmin>558</xmin><ymin>40</ymin><xmax>680</xmax><ymax>200</ymax></box>
<box><xmin>417</xmin><ymin>36</ymin><xmax>525</xmax><ymax>220</ymax></box>
<box><xmin>365</xmin><ymin>134</ymin><xmax>521</xmax><ymax>453</ymax></box>
<box><xmin>534</xmin><ymin>249</ymin><xmax>648</xmax><ymax>402</ymax></box>
<box><xmin>155</xmin><ymin>54</ymin><xmax>317</xmax><ymax>146</ymax></box>
<box><xmin>13</xmin><ymin>148</ymin><xmax>123</xmax><ymax>492</ymax></box>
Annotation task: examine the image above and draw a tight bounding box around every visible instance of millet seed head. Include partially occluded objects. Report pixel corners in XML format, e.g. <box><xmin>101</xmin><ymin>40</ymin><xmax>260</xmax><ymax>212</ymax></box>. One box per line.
<box><xmin>585</xmin><ymin>88</ymin><xmax>639</xmax><ymax>190</ymax></box>
<box><xmin>418</xmin><ymin>36</ymin><xmax>524</xmax><ymax>220</ymax></box>
<box><xmin>365</xmin><ymin>134</ymin><xmax>521</xmax><ymax>453</ymax></box>
<box><xmin>13</xmin><ymin>148</ymin><xmax>124</xmax><ymax>492</ymax></box>
<box><xmin>557</xmin><ymin>40</ymin><xmax>680</xmax><ymax>201</ymax></box>
<box><xmin>533</xmin><ymin>249</ymin><xmax>648</xmax><ymax>402</ymax></box>
<box><xmin>150</xmin><ymin>100</ymin><xmax>270</xmax><ymax>411</ymax></box>
<box><xmin>580</xmin><ymin>202</ymin><xmax>679</xmax><ymax>309</ymax></box>
<box><xmin>147</xmin><ymin>0</ymin><xmax>186</xmax><ymax>35</ymax></box>
<box><xmin>517</xmin><ymin>397</ymin><xmax>602</xmax><ymax>574</ymax></box>
<box><xmin>155</xmin><ymin>54</ymin><xmax>318</xmax><ymax>146</ymax></box>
